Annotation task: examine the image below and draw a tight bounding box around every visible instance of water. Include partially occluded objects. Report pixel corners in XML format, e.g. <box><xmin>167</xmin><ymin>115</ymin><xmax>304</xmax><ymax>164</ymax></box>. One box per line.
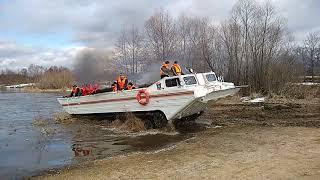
<box><xmin>0</xmin><ymin>90</ymin><xmax>193</xmax><ymax>179</ymax></box>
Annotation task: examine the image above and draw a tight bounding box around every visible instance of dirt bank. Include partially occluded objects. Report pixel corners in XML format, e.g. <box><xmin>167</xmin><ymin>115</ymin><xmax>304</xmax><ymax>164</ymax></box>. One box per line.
<box><xmin>36</xmin><ymin>97</ymin><xmax>320</xmax><ymax>179</ymax></box>
<box><xmin>201</xmin><ymin>97</ymin><xmax>320</xmax><ymax>128</ymax></box>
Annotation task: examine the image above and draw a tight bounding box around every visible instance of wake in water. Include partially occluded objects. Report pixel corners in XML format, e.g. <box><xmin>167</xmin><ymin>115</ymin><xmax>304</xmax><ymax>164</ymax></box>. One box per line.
<box><xmin>108</xmin><ymin>112</ymin><xmax>146</xmax><ymax>132</ymax></box>
<box><xmin>49</xmin><ymin>111</ymin><xmax>178</xmax><ymax>136</ymax></box>
<box><xmin>104</xmin><ymin>112</ymin><xmax>178</xmax><ymax>136</ymax></box>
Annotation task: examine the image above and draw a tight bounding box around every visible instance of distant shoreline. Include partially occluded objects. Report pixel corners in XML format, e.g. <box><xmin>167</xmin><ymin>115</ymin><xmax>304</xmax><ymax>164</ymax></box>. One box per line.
<box><xmin>23</xmin><ymin>87</ymin><xmax>70</xmax><ymax>93</ymax></box>
<box><xmin>0</xmin><ymin>86</ymin><xmax>70</xmax><ymax>93</ymax></box>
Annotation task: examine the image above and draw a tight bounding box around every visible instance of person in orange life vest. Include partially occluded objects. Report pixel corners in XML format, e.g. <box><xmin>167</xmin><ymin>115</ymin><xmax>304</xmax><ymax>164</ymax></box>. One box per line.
<box><xmin>81</xmin><ymin>84</ymin><xmax>87</xmax><ymax>96</ymax></box>
<box><xmin>117</xmin><ymin>74</ymin><xmax>128</xmax><ymax>91</ymax></box>
<box><xmin>70</xmin><ymin>84</ymin><xmax>80</xmax><ymax>97</ymax></box>
<box><xmin>111</xmin><ymin>81</ymin><xmax>118</xmax><ymax>92</ymax></box>
<box><xmin>88</xmin><ymin>84</ymin><xmax>94</xmax><ymax>94</ymax></box>
<box><xmin>126</xmin><ymin>82</ymin><xmax>136</xmax><ymax>90</ymax></box>
<box><xmin>171</xmin><ymin>61</ymin><xmax>184</xmax><ymax>76</ymax></box>
<box><xmin>160</xmin><ymin>61</ymin><xmax>172</xmax><ymax>79</ymax></box>
<box><xmin>85</xmin><ymin>84</ymin><xmax>91</xmax><ymax>95</ymax></box>
<box><xmin>93</xmin><ymin>84</ymin><xmax>99</xmax><ymax>94</ymax></box>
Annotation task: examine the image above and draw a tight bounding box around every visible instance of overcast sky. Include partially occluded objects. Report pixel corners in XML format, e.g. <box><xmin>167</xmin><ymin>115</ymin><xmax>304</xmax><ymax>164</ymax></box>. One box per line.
<box><xmin>0</xmin><ymin>0</ymin><xmax>319</xmax><ymax>70</ymax></box>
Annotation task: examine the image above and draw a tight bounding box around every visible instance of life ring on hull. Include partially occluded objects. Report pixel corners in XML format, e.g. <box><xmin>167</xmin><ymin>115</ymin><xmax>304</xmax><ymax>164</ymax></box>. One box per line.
<box><xmin>136</xmin><ymin>89</ymin><xmax>150</xmax><ymax>105</ymax></box>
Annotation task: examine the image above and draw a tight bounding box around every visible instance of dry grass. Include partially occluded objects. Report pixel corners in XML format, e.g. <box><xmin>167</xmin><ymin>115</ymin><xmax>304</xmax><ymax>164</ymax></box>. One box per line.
<box><xmin>37</xmin><ymin>70</ymin><xmax>73</xmax><ymax>90</ymax></box>
<box><xmin>108</xmin><ymin>113</ymin><xmax>147</xmax><ymax>132</ymax></box>
<box><xmin>274</xmin><ymin>83</ymin><xmax>320</xmax><ymax>100</ymax></box>
<box><xmin>32</xmin><ymin>118</ymin><xmax>50</xmax><ymax>127</ymax></box>
<box><xmin>54</xmin><ymin>113</ymin><xmax>76</xmax><ymax>124</ymax></box>
<box><xmin>32</xmin><ymin>116</ymin><xmax>57</xmax><ymax>137</ymax></box>
<box><xmin>40</xmin><ymin>127</ymin><xmax>56</xmax><ymax>137</ymax></box>
<box><xmin>120</xmin><ymin>113</ymin><xmax>146</xmax><ymax>132</ymax></box>
<box><xmin>23</xmin><ymin>86</ymin><xmax>67</xmax><ymax>93</ymax></box>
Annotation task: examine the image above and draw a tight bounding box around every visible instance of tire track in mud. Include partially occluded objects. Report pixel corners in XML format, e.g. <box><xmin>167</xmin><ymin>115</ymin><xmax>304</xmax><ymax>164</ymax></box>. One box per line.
<box><xmin>201</xmin><ymin>101</ymin><xmax>320</xmax><ymax>128</ymax></box>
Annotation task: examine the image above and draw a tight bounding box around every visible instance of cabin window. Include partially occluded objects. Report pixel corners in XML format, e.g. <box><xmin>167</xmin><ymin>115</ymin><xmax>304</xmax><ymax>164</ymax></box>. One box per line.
<box><xmin>206</xmin><ymin>74</ymin><xmax>217</xmax><ymax>82</ymax></box>
<box><xmin>183</xmin><ymin>76</ymin><xmax>197</xmax><ymax>85</ymax></box>
<box><xmin>165</xmin><ymin>78</ymin><xmax>180</xmax><ymax>87</ymax></box>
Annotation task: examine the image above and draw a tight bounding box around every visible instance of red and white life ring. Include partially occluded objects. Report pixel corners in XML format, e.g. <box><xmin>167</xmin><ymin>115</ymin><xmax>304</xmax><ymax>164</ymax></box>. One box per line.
<box><xmin>136</xmin><ymin>89</ymin><xmax>150</xmax><ymax>105</ymax></box>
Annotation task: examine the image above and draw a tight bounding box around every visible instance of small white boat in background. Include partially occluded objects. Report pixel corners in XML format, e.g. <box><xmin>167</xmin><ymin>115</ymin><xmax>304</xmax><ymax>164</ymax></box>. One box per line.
<box><xmin>5</xmin><ymin>83</ymin><xmax>35</xmax><ymax>89</ymax></box>
<box><xmin>57</xmin><ymin>72</ymin><xmax>239</xmax><ymax>126</ymax></box>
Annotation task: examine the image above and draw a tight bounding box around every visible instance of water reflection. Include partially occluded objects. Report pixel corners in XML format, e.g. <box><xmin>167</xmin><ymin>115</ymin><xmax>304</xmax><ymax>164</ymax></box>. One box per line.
<box><xmin>72</xmin><ymin>145</ymin><xmax>93</xmax><ymax>157</ymax></box>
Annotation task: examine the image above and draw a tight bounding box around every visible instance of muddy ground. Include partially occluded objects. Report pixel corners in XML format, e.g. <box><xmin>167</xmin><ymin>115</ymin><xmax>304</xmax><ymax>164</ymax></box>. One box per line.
<box><xmin>36</xmin><ymin>97</ymin><xmax>320</xmax><ymax>179</ymax></box>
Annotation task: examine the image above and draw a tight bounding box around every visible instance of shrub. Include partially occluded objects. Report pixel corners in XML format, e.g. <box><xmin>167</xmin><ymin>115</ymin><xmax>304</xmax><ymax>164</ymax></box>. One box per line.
<box><xmin>37</xmin><ymin>69</ymin><xmax>74</xmax><ymax>89</ymax></box>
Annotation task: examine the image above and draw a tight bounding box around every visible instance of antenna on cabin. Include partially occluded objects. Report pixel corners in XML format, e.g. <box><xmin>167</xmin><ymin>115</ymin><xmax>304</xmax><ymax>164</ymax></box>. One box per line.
<box><xmin>185</xmin><ymin>67</ymin><xmax>195</xmax><ymax>74</ymax></box>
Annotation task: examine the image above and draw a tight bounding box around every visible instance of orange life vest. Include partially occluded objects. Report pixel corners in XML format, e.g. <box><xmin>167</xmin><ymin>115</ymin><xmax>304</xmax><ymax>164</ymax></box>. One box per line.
<box><xmin>89</xmin><ymin>84</ymin><xmax>94</xmax><ymax>94</ymax></box>
<box><xmin>81</xmin><ymin>87</ymin><xmax>87</xmax><ymax>96</ymax></box>
<box><xmin>172</xmin><ymin>63</ymin><xmax>182</xmax><ymax>75</ymax></box>
<box><xmin>72</xmin><ymin>87</ymin><xmax>80</xmax><ymax>96</ymax></box>
<box><xmin>160</xmin><ymin>63</ymin><xmax>170</xmax><ymax>75</ymax></box>
<box><xmin>85</xmin><ymin>86</ymin><xmax>91</xmax><ymax>95</ymax></box>
<box><xmin>127</xmin><ymin>85</ymin><xmax>135</xmax><ymax>90</ymax></box>
<box><xmin>112</xmin><ymin>84</ymin><xmax>117</xmax><ymax>92</ymax></box>
<box><xmin>117</xmin><ymin>76</ymin><xmax>127</xmax><ymax>90</ymax></box>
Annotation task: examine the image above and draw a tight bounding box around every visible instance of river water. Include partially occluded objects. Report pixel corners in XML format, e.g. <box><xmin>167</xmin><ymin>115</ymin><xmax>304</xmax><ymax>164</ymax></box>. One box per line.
<box><xmin>0</xmin><ymin>90</ymin><xmax>194</xmax><ymax>179</ymax></box>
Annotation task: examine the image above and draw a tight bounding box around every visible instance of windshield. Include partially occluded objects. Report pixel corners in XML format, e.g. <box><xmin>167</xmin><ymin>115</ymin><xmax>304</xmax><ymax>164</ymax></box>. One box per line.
<box><xmin>183</xmin><ymin>76</ymin><xmax>197</xmax><ymax>85</ymax></box>
<box><xmin>206</xmin><ymin>74</ymin><xmax>217</xmax><ymax>82</ymax></box>
<box><xmin>165</xmin><ymin>78</ymin><xmax>181</xmax><ymax>87</ymax></box>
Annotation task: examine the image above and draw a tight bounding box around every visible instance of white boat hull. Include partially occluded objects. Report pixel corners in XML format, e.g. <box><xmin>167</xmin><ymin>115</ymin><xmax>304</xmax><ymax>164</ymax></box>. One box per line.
<box><xmin>57</xmin><ymin>72</ymin><xmax>240</xmax><ymax>122</ymax></box>
<box><xmin>58</xmin><ymin>89</ymin><xmax>196</xmax><ymax>120</ymax></box>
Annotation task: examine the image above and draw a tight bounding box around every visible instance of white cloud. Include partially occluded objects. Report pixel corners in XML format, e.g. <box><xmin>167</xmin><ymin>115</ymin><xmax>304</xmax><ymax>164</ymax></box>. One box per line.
<box><xmin>1</xmin><ymin>0</ymin><xmax>320</xmax><ymax>69</ymax></box>
<box><xmin>0</xmin><ymin>41</ymin><xmax>85</xmax><ymax>71</ymax></box>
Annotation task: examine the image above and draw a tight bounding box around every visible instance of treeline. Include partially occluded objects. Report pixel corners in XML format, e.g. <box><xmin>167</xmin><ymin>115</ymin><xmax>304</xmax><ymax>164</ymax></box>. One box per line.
<box><xmin>0</xmin><ymin>69</ymin><xmax>32</xmax><ymax>85</ymax></box>
<box><xmin>114</xmin><ymin>0</ymin><xmax>319</xmax><ymax>93</ymax></box>
<box><xmin>2</xmin><ymin>0</ymin><xmax>320</xmax><ymax>92</ymax></box>
<box><xmin>0</xmin><ymin>64</ymin><xmax>74</xmax><ymax>89</ymax></box>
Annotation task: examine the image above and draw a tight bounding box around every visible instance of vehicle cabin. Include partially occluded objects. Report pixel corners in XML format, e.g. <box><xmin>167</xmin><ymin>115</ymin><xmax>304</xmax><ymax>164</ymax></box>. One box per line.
<box><xmin>148</xmin><ymin>72</ymin><xmax>218</xmax><ymax>91</ymax></box>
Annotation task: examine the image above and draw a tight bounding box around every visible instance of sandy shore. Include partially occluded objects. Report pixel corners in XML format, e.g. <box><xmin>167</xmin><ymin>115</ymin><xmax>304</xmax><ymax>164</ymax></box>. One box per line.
<box><xmin>35</xmin><ymin>97</ymin><xmax>320</xmax><ymax>179</ymax></box>
<box><xmin>37</xmin><ymin>127</ymin><xmax>320</xmax><ymax>179</ymax></box>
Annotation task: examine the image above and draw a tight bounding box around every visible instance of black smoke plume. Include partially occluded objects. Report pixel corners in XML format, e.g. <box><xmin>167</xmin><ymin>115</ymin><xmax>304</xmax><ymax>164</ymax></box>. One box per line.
<box><xmin>73</xmin><ymin>48</ymin><xmax>116</xmax><ymax>84</ymax></box>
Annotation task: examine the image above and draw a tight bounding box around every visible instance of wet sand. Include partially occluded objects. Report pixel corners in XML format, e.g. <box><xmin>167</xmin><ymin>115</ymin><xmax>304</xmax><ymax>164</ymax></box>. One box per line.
<box><xmin>36</xmin><ymin>97</ymin><xmax>320</xmax><ymax>179</ymax></box>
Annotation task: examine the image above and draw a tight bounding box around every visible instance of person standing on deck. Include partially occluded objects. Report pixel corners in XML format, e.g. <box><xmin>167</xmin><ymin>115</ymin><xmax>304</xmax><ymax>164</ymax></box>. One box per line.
<box><xmin>117</xmin><ymin>73</ymin><xmax>128</xmax><ymax>91</ymax></box>
<box><xmin>171</xmin><ymin>61</ymin><xmax>184</xmax><ymax>76</ymax></box>
<box><xmin>160</xmin><ymin>61</ymin><xmax>171</xmax><ymax>79</ymax></box>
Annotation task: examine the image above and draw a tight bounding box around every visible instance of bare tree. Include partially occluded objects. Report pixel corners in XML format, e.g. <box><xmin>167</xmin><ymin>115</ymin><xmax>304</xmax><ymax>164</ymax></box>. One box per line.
<box><xmin>145</xmin><ymin>9</ymin><xmax>177</xmax><ymax>62</ymax></box>
<box><xmin>176</xmin><ymin>15</ymin><xmax>191</xmax><ymax>66</ymax></box>
<box><xmin>221</xmin><ymin>0</ymin><xmax>287</xmax><ymax>91</ymax></box>
<box><xmin>115</xmin><ymin>29</ymin><xmax>129</xmax><ymax>74</ymax></box>
<box><xmin>303</xmin><ymin>32</ymin><xmax>320</xmax><ymax>80</ymax></box>
<box><xmin>114</xmin><ymin>25</ymin><xmax>144</xmax><ymax>75</ymax></box>
<box><xmin>111</xmin><ymin>0</ymin><xmax>304</xmax><ymax>93</ymax></box>
<box><xmin>127</xmin><ymin>25</ymin><xmax>144</xmax><ymax>74</ymax></box>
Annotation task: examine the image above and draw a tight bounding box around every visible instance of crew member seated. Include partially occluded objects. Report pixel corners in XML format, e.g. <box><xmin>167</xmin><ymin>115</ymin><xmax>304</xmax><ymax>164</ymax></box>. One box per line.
<box><xmin>171</xmin><ymin>61</ymin><xmax>184</xmax><ymax>76</ymax></box>
<box><xmin>126</xmin><ymin>82</ymin><xmax>136</xmax><ymax>90</ymax></box>
<box><xmin>117</xmin><ymin>73</ymin><xmax>128</xmax><ymax>91</ymax></box>
<box><xmin>81</xmin><ymin>84</ymin><xmax>87</xmax><ymax>96</ymax></box>
<box><xmin>111</xmin><ymin>81</ymin><xmax>118</xmax><ymax>92</ymax></box>
<box><xmin>70</xmin><ymin>84</ymin><xmax>80</xmax><ymax>97</ymax></box>
<box><xmin>160</xmin><ymin>61</ymin><xmax>172</xmax><ymax>79</ymax></box>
